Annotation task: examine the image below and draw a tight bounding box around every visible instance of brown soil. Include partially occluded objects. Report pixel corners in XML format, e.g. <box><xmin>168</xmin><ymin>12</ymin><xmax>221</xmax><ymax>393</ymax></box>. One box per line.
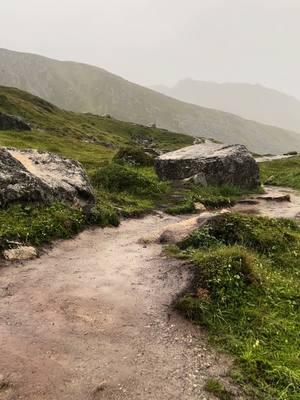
<box><xmin>1</xmin><ymin>185</ymin><xmax>299</xmax><ymax>400</ymax></box>
<box><xmin>0</xmin><ymin>213</ymin><xmax>235</xmax><ymax>400</ymax></box>
<box><xmin>233</xmin><ymin>186</ymin><xmax>300</xmax><ymax>219</ymax></box>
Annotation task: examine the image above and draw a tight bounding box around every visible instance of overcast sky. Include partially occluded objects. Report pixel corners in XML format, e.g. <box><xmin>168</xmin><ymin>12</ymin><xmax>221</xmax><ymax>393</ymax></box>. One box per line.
<box><xmin>1</xmin><ymin>0</ymin><xmax>299</xmax><ymax>98</ymax></box>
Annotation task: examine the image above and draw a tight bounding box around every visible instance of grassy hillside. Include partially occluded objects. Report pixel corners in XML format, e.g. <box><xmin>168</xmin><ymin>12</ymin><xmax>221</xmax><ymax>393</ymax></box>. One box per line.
<box><xmin>260</xmin><ymin>155</ymin><xmax>300</xmax><ymax>190</ymax></box>
<box><xmin>0</xmin><ymin>86</ymin><xmax>194</xmax><ymax>250</ymax></box>
<box><xmin>0</xmin><ymin>86</ymin><xmax>193</xmax><ymax>173</ymax></box>
<box><xmin>151</xmin><ymin>79</ymin><xmax>300</xmax><ymax>133</ymax></box>
<box><xmin>1</xmin><ymin>48</ymin><xmax>300</xmax><ymax>155</ymax></box>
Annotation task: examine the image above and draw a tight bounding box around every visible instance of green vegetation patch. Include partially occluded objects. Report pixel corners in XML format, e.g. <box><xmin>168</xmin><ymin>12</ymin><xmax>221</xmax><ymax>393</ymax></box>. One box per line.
<box><xmin>0</xmin><ymin>203</ymin><xmax>83</xmax><ymax>250</ymax></box>
<box><xmin>166</xmin><ymin>199</ymin><xmax>196</xmax><ymax>215</ymax></box>
<box><xmin>0</xmin><ymin>202</ymin><xmax>120</xmax><ymax>252</ymax></box>
<box><xmin>92</xmin><ymin>163</ymin><xmax>167</xmax><ymax>196</ymax></box>
<box><xmin>260</xmin><ymin>155</ymin><xmax>300</xmax><ymax>190</ymax></box>
<box><xmin>204</xmin><ymin>378</ymin><xmax>234</xmax><ymax>400</ymax></box>
<box><xmin>91</xmin><ymin>163</ymin><xmax>169</xmax><ymax>217</ymax></box>
<box><xmin>174</xmin><ymin>213</ymin><xmax>300</xmax><ymax>399</ymax></box>
<box><xmin>113</xmin><ymin>145</ymin><xmax>155</xmax><ymax>166</ymax></box>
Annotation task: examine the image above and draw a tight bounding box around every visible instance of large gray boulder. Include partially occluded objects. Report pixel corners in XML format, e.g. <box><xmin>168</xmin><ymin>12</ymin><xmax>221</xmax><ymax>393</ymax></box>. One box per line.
<box><xmin>0</xmin><ymin>112</ymin><xmax>31</xmax><ymax>131</ymax></box>
<box><xmin>155</xmin><ymin>143</ymin><xmax>260</xmax><ymax>188</ymax></box>
<box><xmin>0</xmin><ymin>147</ymin><xmax>95</xmax><ymax>211</ymax></box>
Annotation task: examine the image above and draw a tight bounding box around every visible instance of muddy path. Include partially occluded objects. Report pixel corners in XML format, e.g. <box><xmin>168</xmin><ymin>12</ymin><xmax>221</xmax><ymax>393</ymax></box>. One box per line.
<box><xmin>255</xmin><ymin>154</ymin><xmax>295</xmax><ymax>163</ymax></box>
<box><xmin>0</xmin><ymin>213</ymin><xmax>234</xmax><ymax>400</ymax></box>
<box><xmin>232</xmin><ymin>185</ymin><xmax>300</xmax><ymax>219</ymax></box>
<box><xmin>1</xmin><ymin>186</ymin><xmax>300</xmax><ymax>400</ymax></box>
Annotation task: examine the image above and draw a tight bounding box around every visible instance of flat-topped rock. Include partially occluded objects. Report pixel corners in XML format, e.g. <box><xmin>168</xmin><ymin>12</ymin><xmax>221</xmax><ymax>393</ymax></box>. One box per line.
<box><xmin>155</xmin><ymin>143</ymin><xmax>260</xmax><ymax>188</ymax></box>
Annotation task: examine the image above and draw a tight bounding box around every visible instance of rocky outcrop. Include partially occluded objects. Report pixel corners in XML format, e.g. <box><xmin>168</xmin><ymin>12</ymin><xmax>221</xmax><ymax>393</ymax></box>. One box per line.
<box><xmin>0</xmin><ymin>147</ymin><xmax>95</xmax><ymax>211</ymax></box>
<box><xmin>155</xmin><ymin>143</ymin><xmax>260</xmax><ymax>188</ymax></box>
<box><xmin>0</xmin><ymin>112</ymin><xmax>31</xmax><ymax>131</ymax></box>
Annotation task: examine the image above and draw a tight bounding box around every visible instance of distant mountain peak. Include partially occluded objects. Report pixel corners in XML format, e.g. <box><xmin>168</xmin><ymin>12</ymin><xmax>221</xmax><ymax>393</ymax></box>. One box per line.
<box><xmin>151</xmin><ymin>79</ymin><xmax>300</xmax><ymax>132</ymax></box>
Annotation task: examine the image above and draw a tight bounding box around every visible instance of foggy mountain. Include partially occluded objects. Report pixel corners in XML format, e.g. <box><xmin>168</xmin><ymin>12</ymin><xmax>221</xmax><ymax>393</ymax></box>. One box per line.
<box><xmin>151</xmin><ymin>79</ymin><xmax>300</xmax><ymax>133</ymax></box>
<box><xmin>1</xmin><ymin>48</ymin><xmax>300</xmax><ymax>154</ymax></box>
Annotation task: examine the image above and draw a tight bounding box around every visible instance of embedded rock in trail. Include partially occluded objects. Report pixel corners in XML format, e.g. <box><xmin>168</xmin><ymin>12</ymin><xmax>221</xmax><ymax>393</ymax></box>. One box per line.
<box><xmin>4</xmin><ymin>246</ymin><xmax>37</xmax><ymax>261</ymax></box>
<box><xmin>0</xmin><ymin>147</ymin><xmax>95</xmax><ymax>210</ymax></box>
<box><xmin>141</xmin><ymin>210</ymin><xmax>230</xmax><ymax>245</ymax></box>
<box><xmin>155</xmin><ymin>143</ymin><xmax>260</xmax><ymax>188</ymax></box>
<box><xmin>0</xmin><ymin>112</ymin><xmax>31</xmax><ymax>131</ymax></box>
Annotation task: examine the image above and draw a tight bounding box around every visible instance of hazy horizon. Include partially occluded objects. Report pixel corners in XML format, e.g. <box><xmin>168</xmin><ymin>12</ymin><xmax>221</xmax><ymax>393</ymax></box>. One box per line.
<box><xmin>1</xmin><ymin>0</ymin><xmax>300</xmax><ymax>99</ymax></box>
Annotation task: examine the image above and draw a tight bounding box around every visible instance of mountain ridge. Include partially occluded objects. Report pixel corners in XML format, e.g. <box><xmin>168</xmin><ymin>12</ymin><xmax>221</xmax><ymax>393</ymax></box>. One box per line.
<box><xmin>151</xmin><ymin>78</ymin><xmax>300</xmax><ymax>133</ymax></box>
<box><xmin>1</xmin><ymin>48</ymin><xmax>300</xmax><ymax>154</ymax></box>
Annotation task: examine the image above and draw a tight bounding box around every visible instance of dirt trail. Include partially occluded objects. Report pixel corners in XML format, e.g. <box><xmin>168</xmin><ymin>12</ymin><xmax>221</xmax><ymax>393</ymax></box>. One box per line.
<box><xmin>0</xmin><ymin>213</ymin><xmax>234</xmax><ymax>400</ymax></box>
<box><xmin>233</xmin><ymin>186</ymin><xmax>300</xmax><ymax>219</ymax></box>
<box><xmin>1</xmin><ymin>186</ymin><xmax>300</xmax><ymax>400</ymax></box>
<box><xmin>255</xmin><ymin>154</ymin><xmax>295</xmax><ymax>163</ymax></box>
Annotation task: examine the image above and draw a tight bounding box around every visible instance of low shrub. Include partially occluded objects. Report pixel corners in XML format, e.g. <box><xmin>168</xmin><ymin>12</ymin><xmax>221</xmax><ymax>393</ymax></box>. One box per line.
<box><xmin>87</xmin><ymin>205</ymin><xmax>120</xmax><ymax>227</ymax></box>
<box><xmin>113</xmin><ymin>146</ymin><xmax>154</xmax><ymax>166</ymax></box>
<box><xmin>91</xmin><ymin>163</ymin><xmax>167</xmax><ymax>198</ymax></box>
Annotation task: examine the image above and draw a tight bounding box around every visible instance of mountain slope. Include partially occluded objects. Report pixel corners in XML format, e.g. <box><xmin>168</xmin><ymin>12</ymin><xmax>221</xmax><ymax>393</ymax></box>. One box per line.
<box><xmin>0</xmin><ymin>85</ymin><xmax>193</xmax><ymax>169</ymax></box>
<box><xmin>1</xmin><ymin>48</ymin><xmax>300</xmax><ymax>154</ymax></box>
<box><xmin>151</xmin><ymin>79</ymin><xmax>300</xmax><ymax>133</ymax></box>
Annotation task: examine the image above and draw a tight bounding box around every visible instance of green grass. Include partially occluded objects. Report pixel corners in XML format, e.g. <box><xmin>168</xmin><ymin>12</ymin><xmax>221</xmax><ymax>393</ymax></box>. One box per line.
<box><xmin>166</xmin><ymin>199</ymin><xmax>196</xmax><ymax>215</ymax></box>
<box><xmin>0</xmin><ymin>161</ymin><xmax>169</xmax><ymax>250</ymax></box>
<box><xmin>0</xmin><ymin>86</ymin><xmax>194</xmax><ymax>251</ymax></box>
<box><xmin>113</xmin><ymin>145</ymin><xmax>155</xmax><ymax>166</ymax></box>
<box><xmin>204</xmin><ymin>378</ymin><xmax>234</xmax><ymax>400</ymax></box>
<box><xmin>0</xmin><ymin>202</ymin><xmax>120</xmax><ymax>252</ymax></box>
<box><xmin>260</xmin><ymin>155</ymin><xmax>300</xmax><ymax>190</ymax></box>
<box><xmin>0</xmin><ymin>203</ymin><xmax>83</xmax><ymax>250</ymax></box>
<box><xmin>174</xmin><ymin>213</ymin><xmax>300</xmax><ymax>399</ymax></box>
<box><xmin>91</xmin><ymin>163</ymin><xmax>169</xmax><ymax>217</ymax></box>
<box><xmin>0</xmin><ymin>86</ymin><xmax>193</xmax><ymax>171</ymax></box>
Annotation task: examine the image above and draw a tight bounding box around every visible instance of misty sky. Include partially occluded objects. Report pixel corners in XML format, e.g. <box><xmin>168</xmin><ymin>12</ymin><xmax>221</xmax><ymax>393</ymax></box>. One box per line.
<box><xmin>1</xmin><ymin>0</ymin><xmax>300</xmax><ymax>99</ymax></box>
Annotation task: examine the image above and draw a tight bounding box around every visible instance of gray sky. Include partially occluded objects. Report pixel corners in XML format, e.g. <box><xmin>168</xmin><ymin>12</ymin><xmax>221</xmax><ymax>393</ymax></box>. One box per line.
<box><xmin>1</xmin><ymin>0</ymin><xmax>300</xmax><ymax>99</ymax></box>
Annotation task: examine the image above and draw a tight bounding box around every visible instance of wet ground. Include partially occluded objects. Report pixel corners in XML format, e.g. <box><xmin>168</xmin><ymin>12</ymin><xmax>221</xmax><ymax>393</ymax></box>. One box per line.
<box><xmin>1</xmin><ymin>185</ymin><xmax>299</xmax><ymax>400</ymax></box>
